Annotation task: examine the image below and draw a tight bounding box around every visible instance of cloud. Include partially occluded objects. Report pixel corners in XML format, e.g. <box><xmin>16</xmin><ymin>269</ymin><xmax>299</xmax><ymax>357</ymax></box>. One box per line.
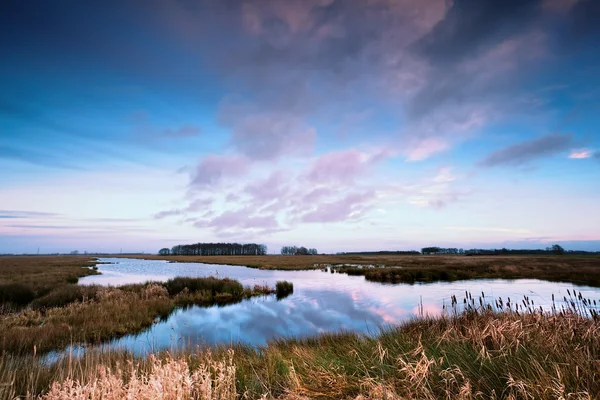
<box><xmin>189</xmin><ymin>154</ymin><xmax>250</xmax><ymax>188</ymax></box>
<box><xmin>412</xmin><ymin>0</ymin><xmax>540</xmax><ymax>66</ymax></box>
<box><xmin>568</xmin><ymin>149</ymin><xmax>592</xmax><ymax>159</ymax></box>
<box><xmin>244</xmin><ymin>171</ymin><xmax>290</xmax><ymax>203</ymax></box>
<box><xmin>131</xmin><ymin>113</ymin><xmax>201</xmax><ymax>140</ymax></box>
<box><xmin>408</xmin><ymin>170</ymin><xmax>463</xmax><ymax>209</ymax></box>
<box><xmin>194</xmin><ymin>207</ymin><xmax>280</xmax><ymax>233</ymax></box>
<box><xmin>479</xmin><ymin>133</ymin><xmax>572</xmax><ymax>167</ymax></box>
<box><xmin>304</xmin><ymin>149</ymin><xmax>389</xmax><ymax>184</ymax></box>
<box><xmin>153</xmin><ymin>209</ymin><xmax>182</xmax><ymax>219</ymax></box>
<box><xmin>404</xmin><ymin>138</ymin><xmax>450</xmax><ymax>162</ymax></box>
<box><xmin>227</xmin><ymin>112</ymin><xmax>316</xmax><ymax>161</ymax></box>
<box><xmin>162</xmin><ymin>125</ymin><xmax>201</xmax><ymax>138</ymax></box>
<box><xmin>154</xmin><ymin>198</ymin><xmax>213</xmax><ymax>219</ymax></box>
<box><xmin>444</xmin><ymin>226</ymin><xmax>532</xmax><ymax>234</ymax></box>
<box><xmin>0</xmin><ymin>210</ymin><xmax>60</xmax><ymax>218</ymax></box>
<box><xmin>299</xmin><ymin>192</ymin><xmax>375</xmax><ymax>223</ymax></box>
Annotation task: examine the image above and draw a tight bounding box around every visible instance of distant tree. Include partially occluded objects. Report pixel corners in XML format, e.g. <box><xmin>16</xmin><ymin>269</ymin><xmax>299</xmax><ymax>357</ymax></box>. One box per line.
<box><xmin>421</xmin><ymin>247</ymin><xmax>441</xmax><ymax>255</ymax></box>
<box><xmin>158</xmin><ymin>248</ymin><xmax>170</xmax><ymax>256</ymax></box>
<box><xmin>551</xmin><ymin>244</ymin><xmax>565</xmax><ymax>255</ymax></box>
<box><xmin>281</xmin><ymin>245</ymin><xmax>317</xmax><ymax>255</ymax></box>
<box><xmin>166</xmin><ymin>242</ymin><xmax>267</xmax><ymax>256</ymax></box>
<box><xmin>70</xmin><ymin>250</ymin><xmax>79</xmax><ymax>255</ymax></box>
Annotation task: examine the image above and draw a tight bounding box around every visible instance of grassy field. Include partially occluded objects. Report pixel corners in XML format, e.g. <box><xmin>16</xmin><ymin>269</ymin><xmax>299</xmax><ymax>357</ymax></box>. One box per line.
<box><xmin>130</xmin><ymin>254</ymin><xmax>600</xmax><ymax>287</ymax></box>
<box><xmin>0</xmin><ymin>256</ymin><xmax>99</xmax><ymax>307</ymax></box>
<box><xmin>0</xmin><ymin>256</ymin><xmax>289</xmax><ymax>354</ymax></box>
<box><xmin>1</xmin><ymin>255</ymin><xmax>600</xmax><ymax>398</ymax></box>
<box><xmin>1</xmin><ymin>293</ymin><xmax>598</xmax><ymax>399</ymax></box>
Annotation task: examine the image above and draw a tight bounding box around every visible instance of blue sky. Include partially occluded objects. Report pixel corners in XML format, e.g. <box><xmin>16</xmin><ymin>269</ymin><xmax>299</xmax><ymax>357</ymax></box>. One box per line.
<box><xmin>1</xmin><ymin>0</ymin><xmax>599</xmax><ymax>254</ymax></box>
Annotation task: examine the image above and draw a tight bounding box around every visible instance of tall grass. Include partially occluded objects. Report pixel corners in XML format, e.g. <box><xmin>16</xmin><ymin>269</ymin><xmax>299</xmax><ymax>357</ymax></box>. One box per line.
<box><xmin>275</xmin><ymin>281</ymin><xmax>294</xmax><ymax>299</ymax></box>
<box><xmin>1</xmin><ymin>291</ymin><xmax>598</xmax><ymax>399</ymax></box>
<box><xmin>0</xmin><ymin>278</ymin><xmax>275</xmax><ymax>355</ymax></box>
<box><xmin>137</xmin><ymin>253</ymin><xmax>600</xmax><ymax>287</ymax></box>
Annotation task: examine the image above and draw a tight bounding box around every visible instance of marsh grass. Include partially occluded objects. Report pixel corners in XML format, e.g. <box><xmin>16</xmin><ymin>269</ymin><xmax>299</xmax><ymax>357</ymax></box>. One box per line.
<box><xmin>133</xmin><ymin>254</ymin><xmax>600</xmax><ymax>287</ymax></box>
<box><xmin>0</xmin><ymin>278</ymin><xmax>275</xmax><ymax>355</ymax></box>
<box><xmin>275</xmin><ymin>281</ymin><xmax>294</xmax><ymax>299</ymax></box>
<box><xmin>0</xmin><ymin>256</ymin><xmax>99</xmax><ymax>309</ymax></box>
<box><xmin>2</xmin><ymin>291</ymin><xmax>599</xmax><ymax>399</ymax></box>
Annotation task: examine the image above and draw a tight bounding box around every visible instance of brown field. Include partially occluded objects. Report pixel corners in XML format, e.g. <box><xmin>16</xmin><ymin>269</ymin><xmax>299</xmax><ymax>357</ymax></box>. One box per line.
<box><xmin>126</xmin><ymin>254</ymin><xmax>600</xmax><ymax>287</ymax></box>
<box><xmin>1</xmin><ymin>255</ymin><xmax>600</xmax><ymax>398</ymax></box>
<box><xmin>0</xmin><ymin>255</ymin><xmax>98</xmax><ymax>290</ymax></box>
<box><xmin>2</xmin><ymin>296</ymin><xmax>599</xmax><ymax>399</ymax></box>
<box><xmin>0</xmin><ymin>256</ymin><xmax>283</xmax><ymax>354</ymax></box>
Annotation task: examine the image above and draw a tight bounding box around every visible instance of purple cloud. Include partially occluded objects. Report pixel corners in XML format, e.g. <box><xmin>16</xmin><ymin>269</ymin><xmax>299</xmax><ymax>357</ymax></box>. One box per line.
<box><xmin>154</xmin><ymin>198</ymin><xmax>213</xmax><ymax>220</ymax></box>
<box><xmin>244</xmin><ymin>171</ymin><xmax>290</xmax><ymax>202</ymax></box>
<box><xmin>304</xmin><ymin>149</ymin><xmax>387</xmax><ymax>184</ymax></box>
<box><xmin>220</xmin><ymin>105</ymin><xmax>316</xmax><ymax>160</ymax></box>
<box><xmin>190</xmin><ymin>154</ymin><xmax>250</xmax><ymax>188</ymax></box>
<box><xmin>300</xmin><ymin>192</ymin><xmax>375</xmax><ymax>223</ymax></box>
<box><xmin>479</xmin><ymin>133</ymin><xmax>572</xmax><ymax>167</ymax></box>
<box><xmin>154</xmin><ymin>209</ymin><xmax>182</xmax><ymax>219</ymax></box>
<box><xmin>194</xmin><ymin>207</ymin><xmax>279</xmax><ymax>232</ymax></box>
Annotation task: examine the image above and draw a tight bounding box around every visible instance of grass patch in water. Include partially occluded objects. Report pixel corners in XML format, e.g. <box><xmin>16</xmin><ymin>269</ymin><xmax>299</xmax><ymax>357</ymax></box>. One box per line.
<box><xmin>0</xmin><ymin>278</ymin><xmax>276</xmax><ymax>355</ymax></box>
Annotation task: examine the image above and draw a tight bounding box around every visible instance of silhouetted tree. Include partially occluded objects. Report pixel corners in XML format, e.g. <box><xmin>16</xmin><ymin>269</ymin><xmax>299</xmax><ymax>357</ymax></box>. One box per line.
<box><xmin>281</xmin><ymin>245</ymin><xmax>318</xmax><ymax>255</ymax></box>
<box><xmin>169</xmin><ymin>242</ymin><xmax>267</xmax><ymax>256</ymax></box>
<box><xmin>551</xmin><ymin>244</ymin><xmax>565</xmax><ymax>255</ymax></box>
<box><xmin>158</xmin><ymin>248</ymin><xmax>170</xmax><ymax>255</ymax></box>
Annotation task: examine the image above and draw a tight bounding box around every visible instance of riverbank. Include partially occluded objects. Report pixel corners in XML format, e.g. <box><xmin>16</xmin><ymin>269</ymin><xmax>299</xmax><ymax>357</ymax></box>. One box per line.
<box><xmin>0</xmin><ymin>256</ymin><xmax>289</xmax><ymax>354</ymax></box>
<box><xmin>2</xmin><ymin>296</ymin><xmax>598</xmax><ymax>399</ymax></box>
<box><xmin>128</xmin><ymin>254</ymin><xmax>600</xmax><ymax>287</ymax></box>
<box><xmin>0</xmin><ymin>276</ymin><xmax>282</xmax><ymax>355</ymax></box>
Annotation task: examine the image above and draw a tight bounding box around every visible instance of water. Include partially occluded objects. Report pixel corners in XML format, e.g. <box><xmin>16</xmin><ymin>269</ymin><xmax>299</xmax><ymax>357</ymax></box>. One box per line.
<box><xmin>76</xmin><ymin>257</ymin><xmax>600</xmax><ymax>356</ymax></box>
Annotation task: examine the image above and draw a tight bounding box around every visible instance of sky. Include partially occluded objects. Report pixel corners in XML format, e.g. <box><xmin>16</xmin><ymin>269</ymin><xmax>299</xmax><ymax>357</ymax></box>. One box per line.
<box><xmin>1</xmin><ymin>0</ymin><xmax>599</xmax><ymax>254</ymax></box>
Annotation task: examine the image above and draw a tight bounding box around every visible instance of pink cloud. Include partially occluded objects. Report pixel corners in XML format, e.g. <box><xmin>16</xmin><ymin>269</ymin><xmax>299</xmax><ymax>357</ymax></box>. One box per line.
<box><xmin>221</xmin><ymin>104</ymin><xmax>316</xmax><ymax>161</ymax></box>
<box><xmin>300</xmin><ymin>192</ymin><xmax>374</xmax><ymax>223</ymax></box>
<box><xmin>244</xmin><ymin>171</ymin><xmax>290</xmax><ymax>203</ymax></box>
<box><xmin>568</xmin><ymin>149</ymin><xmax>592</xmax><ymax>159</ymax></box>
<box><xmin>305</xmin><ymin>149</ymin><xmax>389</xmax><ymax>184</ymax></box>
<box><xmin>195</xmin><ymin>208</ymin><xmax>279</xmax><ymax>232</ymax></box>
<box><xmin>190</xmin><ymin>154</ymin><xmax>250</xmax><ymax>188</ymax></box>
<box><xmin>404</xmin><ymin>138</ymin><xmax>450</xmax><ymax>162</ymax></box>
<box><xmin>242</xmin><ymin>0</ymin><xmax>334</xmax><ymax>37</ymax></box>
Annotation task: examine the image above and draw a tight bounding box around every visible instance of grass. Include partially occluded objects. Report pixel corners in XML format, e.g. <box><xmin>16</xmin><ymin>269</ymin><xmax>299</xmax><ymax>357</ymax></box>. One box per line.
<box><xmin>1</xmin><ymin>291</ymin><xmax>598</xmax><ymax>399</ymax></box>
<box><xmin>275</xmin><ymin>281</ymin><xmax>294</xmax><ymax>299</ymax></box>
<box><xmin>132</xmin><ymin>254</ymin><xmax>600</xmax><ymax>287</ymax></box>
<box><xmin>0</xmin><ymin>277</ymin><xmax>276</xmax><ymax>355</ymax></box>
<box><xmin>0</xmin><ymin>256</ymin><xmax>99</xmax><ymax>309</ymax></box>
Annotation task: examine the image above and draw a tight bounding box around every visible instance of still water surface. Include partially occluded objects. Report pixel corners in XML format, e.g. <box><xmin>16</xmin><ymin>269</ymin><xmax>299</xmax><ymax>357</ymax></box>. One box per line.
<box><xmin>77</xmin><ymin>258</ymin><xmax>600</xmax><ymax>355</ymax></box>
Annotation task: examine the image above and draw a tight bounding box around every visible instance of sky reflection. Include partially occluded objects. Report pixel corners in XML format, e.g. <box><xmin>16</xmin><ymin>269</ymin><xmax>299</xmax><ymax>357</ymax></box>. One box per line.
<box><xmin>77</xmin><ymin>258</ymin><xmax>600</xmax><ymax>356</ymax></box>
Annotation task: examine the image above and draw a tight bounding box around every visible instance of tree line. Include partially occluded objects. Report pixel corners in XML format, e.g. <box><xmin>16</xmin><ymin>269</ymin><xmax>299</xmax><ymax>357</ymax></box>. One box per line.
<box><xmin>160</xmin><ymin>243</ymin><xmax>267</xmax><ymax>256</ymax></box>
<box><xmin>280</xmin><ymin>246</ymin><xmax>318</xmax><ymax>255</ymax></box>
<box><xmin>421</xmin><ymin>245</ymin><xmax>570</xmax><ymax>256</ymax></box>
<box><xmin>337</xmin><ymin>250</ymin><xmax>421</xmax><ymax>255</ymax></box>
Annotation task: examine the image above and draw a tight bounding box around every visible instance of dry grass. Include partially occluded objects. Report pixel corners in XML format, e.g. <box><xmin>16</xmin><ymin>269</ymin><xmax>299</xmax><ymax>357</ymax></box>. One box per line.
<box><xmin>0</xmin><ymin>256</ymin><xmax>99</xmax><ymax>308</ymax></box>
<box><xmin>41</xmin><ymin>350</ymin><xmax>236</xmax><ymax>400</ymax></box>
<box><xmin>0</xmin><ymin>279</ymin><xmax>275</xmax><ymax>355</ymax></box>
<box><xmin>1</xmin><ymin>293</ymin><xmax>598</xmax><ymax>399</ymax></box>
<box><xmin>131</xmin><ymin>254</ymin><xmax>600</xmax><ymax>287</ymax></box>
<box><xmin>0</xmin><ymin>256</ymin><xmax>98</xmax><ymax>290</ymax></box>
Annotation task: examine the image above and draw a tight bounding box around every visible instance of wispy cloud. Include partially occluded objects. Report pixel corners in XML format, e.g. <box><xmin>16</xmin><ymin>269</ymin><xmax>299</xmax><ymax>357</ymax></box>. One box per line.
<box><xmin>444</xmin><ymin>226</ymin><xmax>532</xmax><ymax>235</ymax></box>
<box><xmin>0</xmin><ymin>210</ymin><xmax>60</xmax><ymax>219</ymax></box>
<box><xmin>568</xmin><ymin>148</ymin><xmax>592</xmax><ymax>159</ymax></box>
<box><xmin>479</xmin><ymin>133</ymin><xmax>572</xmax><ymax>167</ymax></box>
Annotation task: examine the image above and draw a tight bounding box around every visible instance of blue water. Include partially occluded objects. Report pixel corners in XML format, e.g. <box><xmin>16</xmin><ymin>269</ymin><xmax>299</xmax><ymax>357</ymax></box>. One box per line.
<box><xmin>73</xmin><ymin>257</ymin><xmax>600</xmax><ymax>356</ymax></box>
